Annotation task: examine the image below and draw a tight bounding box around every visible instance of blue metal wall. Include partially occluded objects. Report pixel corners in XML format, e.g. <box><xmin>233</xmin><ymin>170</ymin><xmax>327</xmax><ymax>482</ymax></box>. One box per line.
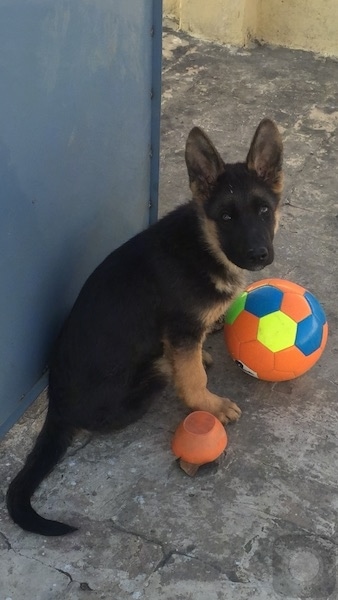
<box><xmin>0</xmin><ymin>0</ymin><xmax>162</xmax><ymax>436</ymax></box>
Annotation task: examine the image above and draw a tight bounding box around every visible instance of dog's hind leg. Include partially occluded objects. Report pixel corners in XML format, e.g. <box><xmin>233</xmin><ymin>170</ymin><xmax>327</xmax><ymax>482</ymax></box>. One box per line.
<box><xmin>121</xmin><ymin>359</ymin><xmax>171</xmax><ymax>424</ymax></box>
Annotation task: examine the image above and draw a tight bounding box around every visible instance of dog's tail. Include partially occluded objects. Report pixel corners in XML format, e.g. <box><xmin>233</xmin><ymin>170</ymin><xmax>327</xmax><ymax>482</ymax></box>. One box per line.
<box><xmin>6</xmin><ymin>409</ymin><xmax>77</xmax><ymax>536</ymax></box>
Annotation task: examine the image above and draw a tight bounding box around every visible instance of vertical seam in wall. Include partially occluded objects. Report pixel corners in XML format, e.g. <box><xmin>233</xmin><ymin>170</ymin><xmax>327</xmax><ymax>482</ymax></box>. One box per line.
<box><xmin>149</xmin><ymin>0</ymin><xmax>163</xmax><ymax>225</ymax></box>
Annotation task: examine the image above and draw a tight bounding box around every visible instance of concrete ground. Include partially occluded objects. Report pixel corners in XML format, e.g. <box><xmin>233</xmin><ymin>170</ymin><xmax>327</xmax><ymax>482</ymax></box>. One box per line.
<box><xmin>1</xmin><ymin>21</ymin><xmax>338</xmax><ymax>600</ymax></box>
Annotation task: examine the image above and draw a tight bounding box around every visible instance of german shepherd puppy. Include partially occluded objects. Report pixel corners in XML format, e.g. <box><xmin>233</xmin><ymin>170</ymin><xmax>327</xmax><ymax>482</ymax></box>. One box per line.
<box><xmin>7</xmin><ymin>119</ymin><xmax>283</xmax><ymax>536</ymax></box>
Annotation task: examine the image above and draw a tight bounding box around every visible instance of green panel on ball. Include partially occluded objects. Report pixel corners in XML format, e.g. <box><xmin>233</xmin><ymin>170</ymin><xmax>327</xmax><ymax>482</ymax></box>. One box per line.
<box><xmin>258</xmin><ymin>311</ymin><xmax>297</xmax><ymax>352</ymax></box>
<box><xmin>224</xmin><ymin>292</ymin><xmax>248</xmax><ymax>325</ymax></box>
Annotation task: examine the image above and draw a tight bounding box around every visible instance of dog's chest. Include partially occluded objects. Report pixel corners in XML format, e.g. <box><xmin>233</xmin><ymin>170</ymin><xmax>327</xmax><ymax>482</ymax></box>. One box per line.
<box><xmin>201</xmin><ymin>276</ymin><xmax>245</xmax><ymax>332</ymax></box>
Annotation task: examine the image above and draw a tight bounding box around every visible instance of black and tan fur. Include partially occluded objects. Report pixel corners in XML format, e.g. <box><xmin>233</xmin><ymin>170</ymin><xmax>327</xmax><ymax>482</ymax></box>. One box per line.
<box><xmin>7</xmin><ymin>118</ymin><xmax>283</xmax><ymax>536</ymax></box>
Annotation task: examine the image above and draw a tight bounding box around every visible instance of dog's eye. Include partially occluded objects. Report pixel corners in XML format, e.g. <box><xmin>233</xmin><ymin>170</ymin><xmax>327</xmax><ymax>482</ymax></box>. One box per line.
<box><xmin>222</xmin><ymin>213</ymin><xmax>232</xmax><ymax>221</ymax></box>
<box><xmin>259</xmin><ymin>206</ymin><xmax>269</xmax><ymax>215</ymax></box>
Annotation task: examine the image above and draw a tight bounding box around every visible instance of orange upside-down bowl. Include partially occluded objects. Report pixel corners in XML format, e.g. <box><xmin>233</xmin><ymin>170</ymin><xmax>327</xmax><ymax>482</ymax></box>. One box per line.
<box><xmin>172</xmin><ymin>411</ymin><xmax>228</xmax><ymax>474</ymax></box>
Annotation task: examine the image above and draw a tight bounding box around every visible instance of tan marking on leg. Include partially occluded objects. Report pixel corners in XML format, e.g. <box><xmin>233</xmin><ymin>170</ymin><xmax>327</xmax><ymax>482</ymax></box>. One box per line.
<box><xmin>167</xmin><ymin>343</ymin><xmax>241</xmax><ymax>424</ymax></box>
<box><xmin>202</xmin><ymin>349</ymin><xmax>213</xmax><ymax>368</ymax></box>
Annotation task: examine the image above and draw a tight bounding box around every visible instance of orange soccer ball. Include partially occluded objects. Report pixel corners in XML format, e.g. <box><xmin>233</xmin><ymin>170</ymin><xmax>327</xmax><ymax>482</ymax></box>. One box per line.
<box><xmin>224</xmin><ymin>278</ymin><xmax>328</xmax><ymax>382</ymax></box>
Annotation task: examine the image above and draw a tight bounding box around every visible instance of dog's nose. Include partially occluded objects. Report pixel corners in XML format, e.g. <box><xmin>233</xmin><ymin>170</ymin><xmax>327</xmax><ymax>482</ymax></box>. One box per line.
<box><xmin>247</xmin><ymin>247</ymin><xmax>269</xmax><ymax>263</ymax></box>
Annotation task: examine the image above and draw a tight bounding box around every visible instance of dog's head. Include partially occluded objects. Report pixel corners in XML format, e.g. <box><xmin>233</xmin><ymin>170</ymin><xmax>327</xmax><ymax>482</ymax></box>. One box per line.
<box><xmin>185</xmin><ymin>119</ymin><xmax>283</xmax><ymax>272</ymax></box>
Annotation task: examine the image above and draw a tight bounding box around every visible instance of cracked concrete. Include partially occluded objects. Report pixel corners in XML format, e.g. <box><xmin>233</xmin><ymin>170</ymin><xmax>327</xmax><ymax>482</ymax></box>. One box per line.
<box><xmin>1</xmin><ymin>20</ymin><xmax>338</xmax><ymax>600</ymax></box>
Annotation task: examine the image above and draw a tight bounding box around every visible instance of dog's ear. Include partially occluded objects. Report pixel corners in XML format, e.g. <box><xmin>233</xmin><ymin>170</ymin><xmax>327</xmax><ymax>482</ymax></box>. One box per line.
<box><xmin>246</xmin><ymin>119</ymin><xmax>283</xmax><ymax>194</ymax></box>
<box><xmin>185</xmin><ymin>127</ymin><xmax>225</xmax><ymax>198</ymax></box>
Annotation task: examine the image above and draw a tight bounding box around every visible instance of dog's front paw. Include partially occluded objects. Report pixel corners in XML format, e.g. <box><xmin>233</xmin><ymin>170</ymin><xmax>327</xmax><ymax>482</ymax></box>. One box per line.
<box><xmin>216</xmin><ymin>398</ymin><xmax>242</xmax><ymax>425</ymax></box>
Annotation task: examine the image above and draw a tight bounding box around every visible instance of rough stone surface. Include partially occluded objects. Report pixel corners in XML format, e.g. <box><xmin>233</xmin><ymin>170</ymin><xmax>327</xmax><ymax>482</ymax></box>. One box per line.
<box><xmin>1</xmin><ymin>22</ymin><xmax>338</xmax><ymax>600</ymax></box>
